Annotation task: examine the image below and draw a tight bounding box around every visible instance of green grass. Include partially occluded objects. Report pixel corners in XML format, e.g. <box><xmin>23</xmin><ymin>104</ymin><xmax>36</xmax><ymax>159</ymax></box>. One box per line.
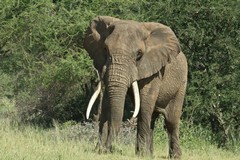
<box><xmin>0</xmin><ymin>117</ymin><xmax>239</xmax><ymax>160</ymax></box>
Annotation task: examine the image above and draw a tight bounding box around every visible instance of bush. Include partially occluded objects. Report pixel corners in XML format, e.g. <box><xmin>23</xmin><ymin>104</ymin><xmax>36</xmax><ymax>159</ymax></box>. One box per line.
<box><xmin>0</xmin><ymin>72</ymin><xmax>15</xmax><ymax>114</ymax></box>
<box><xmin>15</xmin><ymin>52</ymin><xmax>94</xmax><ymax>126</ymax></box>
<box><xmin>0</xmin><ymin>0</ymin><xmax>95</xmax><ymax>125</ymax></box>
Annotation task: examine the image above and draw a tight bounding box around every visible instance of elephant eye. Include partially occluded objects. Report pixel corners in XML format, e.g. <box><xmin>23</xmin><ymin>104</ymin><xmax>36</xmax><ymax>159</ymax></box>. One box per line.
<box><xmin>136</xmin><ymin>49</ymin><xmax>143</xmax><ymax>61</ymax></box>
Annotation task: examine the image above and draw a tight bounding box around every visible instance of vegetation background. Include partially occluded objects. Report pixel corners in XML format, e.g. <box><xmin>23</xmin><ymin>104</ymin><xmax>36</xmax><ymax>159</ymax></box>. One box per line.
<box><xmin>0</xmin><ymin>0</ymin><xmax>239</xmax><ymax>159</ymax></box>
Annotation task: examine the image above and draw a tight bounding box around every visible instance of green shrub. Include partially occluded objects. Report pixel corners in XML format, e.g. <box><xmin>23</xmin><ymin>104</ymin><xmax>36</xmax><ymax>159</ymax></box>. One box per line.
<box><xmin>0</xmin><ymin>72</ymin><xmax>15</xmax><ymax>114</ymax></box>
<box><xmin>0</xmin><ymin>0</ymin><xmax>95</xmax><ymax>125</ymax></box>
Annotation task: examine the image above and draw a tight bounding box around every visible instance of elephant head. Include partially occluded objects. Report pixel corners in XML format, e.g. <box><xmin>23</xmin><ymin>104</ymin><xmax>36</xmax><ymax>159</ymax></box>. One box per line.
<box><xmin>83</xmin><ymin>16</ymin><xmax>181</xmax><ymax>149</ymax></box>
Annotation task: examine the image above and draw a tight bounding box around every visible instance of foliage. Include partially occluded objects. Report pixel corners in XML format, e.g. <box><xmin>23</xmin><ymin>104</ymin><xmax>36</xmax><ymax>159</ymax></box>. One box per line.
<box><xmin>0</xmin><ymin>0</ymin><xmax>95</xmax><ymax>125</ymax></box>
<box><xmin>0</xmin><ymin>71</ymin><xmax>15</xmax><ymax>113</ymax></box>
<box><xmin>0</xmin><ymin>0</ymin><xmax>239</xmax><ymax>147</ymax></box>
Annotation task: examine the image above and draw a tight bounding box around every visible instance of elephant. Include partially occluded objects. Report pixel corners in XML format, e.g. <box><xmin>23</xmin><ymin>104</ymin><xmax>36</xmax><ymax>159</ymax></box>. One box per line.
<box><xmin>83</xmin><ymin>16</ymin><xmax>188</xmax><ymax>159</ymax></box>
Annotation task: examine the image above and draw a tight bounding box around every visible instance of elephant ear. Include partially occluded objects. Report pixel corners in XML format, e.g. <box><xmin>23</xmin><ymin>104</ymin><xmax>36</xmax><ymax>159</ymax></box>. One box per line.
<box><xmin>137</xmin><ymin>22</ymin><xmax>181</xmax><ymax>80</ymax></box>
<box><xmin>83</xmin><ymin>16</ymin><xmax>119</xmax><ymax>72</ymax></box>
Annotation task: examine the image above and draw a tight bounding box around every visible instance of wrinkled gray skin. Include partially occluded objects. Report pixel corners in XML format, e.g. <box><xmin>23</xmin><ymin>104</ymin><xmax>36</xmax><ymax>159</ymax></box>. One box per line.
<box><xmin>84</xmin><ymin>16</ymin><xmax>188</xmax><ymax>159</ymax></box>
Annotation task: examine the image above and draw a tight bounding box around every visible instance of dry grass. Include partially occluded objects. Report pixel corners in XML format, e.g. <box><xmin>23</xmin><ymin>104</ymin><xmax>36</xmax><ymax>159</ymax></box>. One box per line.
<box><xmin>0</xmin><ymin>117</ymin><xmax>239</xmax><ymax>160</ymax></box>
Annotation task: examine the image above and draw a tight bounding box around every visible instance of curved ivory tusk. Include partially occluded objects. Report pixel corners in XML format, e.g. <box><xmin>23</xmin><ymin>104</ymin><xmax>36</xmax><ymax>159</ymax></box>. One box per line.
<box><xmin>86</xmin><ymin>82</ymin><xmax>101</xmax><ymax>119</ymax></box>
<box><xmin>132</xmin><ymin>81</ymin><xmax>140</xmax><ymax>118</ymax></box>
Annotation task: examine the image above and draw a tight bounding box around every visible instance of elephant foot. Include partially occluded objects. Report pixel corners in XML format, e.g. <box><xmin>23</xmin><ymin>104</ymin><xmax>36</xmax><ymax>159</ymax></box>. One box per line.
<box><xmin>110</xmin><ymin>146</ymin><xmax>123</xmax><ymax>155</ymax></box>
<box><xmin>169</xmin><ymin>147</ymin><xmax>181</xmax><ymax>159</ymax></box>
<box><xmin>169</xmin><ymin>154</ymin><xmax>181</xmax><ymax>160</ymax></box>
<box><xmin>136</xmin><ymin>147</ymin><xmax>153</xmax><ymax>158</ymax></box>
<box><xmin>136</xmin><ymin>151</ymin><xmax>154</xmax><ymax>159</ymax></box>
<box><xmin>96</xmin><ymin>143</ymin><xmax>123</xmax><ymax>155</ymax></box>
<box><xmin>96</xmin><ymin>145</ymin><xmax>112</xmax><ymax>154</ymax></box>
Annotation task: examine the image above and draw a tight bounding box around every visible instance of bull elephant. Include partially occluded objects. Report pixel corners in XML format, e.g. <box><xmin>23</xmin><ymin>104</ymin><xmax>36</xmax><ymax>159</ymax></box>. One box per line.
<box><xmin>83</xmin><ymin>16</ymin><xmax>188</xmax><ymax>159</ymax></box>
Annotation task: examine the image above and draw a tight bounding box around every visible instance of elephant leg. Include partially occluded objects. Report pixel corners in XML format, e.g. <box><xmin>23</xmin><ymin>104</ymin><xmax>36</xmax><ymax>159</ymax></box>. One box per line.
<box><xmin>97</xmin><ymin>92</ymin><xmax>110</xmax><ymax>153</ymax></box>
<box><xmin>136</xmin><ymin>105</ymin><xmax>154</xmax><ymax>156</ymax></box>
<box><xmin>164</xmin><ymin>84</ymin><xmax>186</xmax><ymax>159</ymax></box>
<box><xmin>136</xmin><ymin>80</ymin><xmax>159</xmax><ymax>156</ymax></box>
<box><xmin>150</xmin><ymin>112</ymin><xmax>159</xmax><ymax>154</ymax></box>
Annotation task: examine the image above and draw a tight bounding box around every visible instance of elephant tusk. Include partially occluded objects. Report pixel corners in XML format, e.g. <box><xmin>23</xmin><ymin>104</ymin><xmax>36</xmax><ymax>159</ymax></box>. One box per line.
<box><xmin>86</xmin><ymin>81</ymin><xmax>101</xmax><ymax>119</ymax></box>
<box><xmin>132</xmin><ymin>81</ymin><xmax>140</xmax><ymax>118</ymax></box>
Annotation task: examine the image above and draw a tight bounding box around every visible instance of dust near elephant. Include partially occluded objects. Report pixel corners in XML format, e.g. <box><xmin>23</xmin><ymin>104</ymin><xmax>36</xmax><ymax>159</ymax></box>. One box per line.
<box><xmin>83</xmin><ymin>16</ymin><xmax>188</xmax><ymax>159</ymax></box>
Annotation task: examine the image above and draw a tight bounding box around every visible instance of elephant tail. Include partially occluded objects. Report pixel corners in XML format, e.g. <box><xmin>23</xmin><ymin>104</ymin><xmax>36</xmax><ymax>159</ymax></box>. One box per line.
<box><xmin>155</xmin><ymin>107</ymin><xmax>167</xmax><ymax>118</ymax></box>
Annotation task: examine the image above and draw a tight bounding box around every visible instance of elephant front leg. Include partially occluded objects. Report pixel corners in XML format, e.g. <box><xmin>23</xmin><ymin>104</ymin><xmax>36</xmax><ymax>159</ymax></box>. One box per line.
<box><xmin>136</xmin><ymin>106</ymin><xmax>157</xmax><ymax>156</ymax></box>
<box><xmin>136</xmin><ymin>78</ymin><xmax>160</xmax><ymax>156</ymax></box>
<box><xmin>136</xmin><ymin>94</ymin><xmax>158</xmax><ymax>156</ymax></box>
<box><xmin>136</xmin><ymin>113</ymin><xmax>151</xmax><ymax>156</ymax></box>
<box><xmin>97</xmin><ymin>118</ymin><xmax>110</xmax><ymax>153</ymax></box>
<box><xmin>96</xmin><ymin>93</ymin><xmax>111</xmax><ymax>153</ymax></box>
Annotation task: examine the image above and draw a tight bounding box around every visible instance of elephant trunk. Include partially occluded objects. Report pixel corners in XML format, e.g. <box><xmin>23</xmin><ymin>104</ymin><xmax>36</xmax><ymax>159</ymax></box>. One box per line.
<box><xmin>107</xmin><ymin>81</ymin><xmax>140</xmax><ymax>140</ymax></box>
<box><xmin>106</xmin><ymin>64</ymin><xmax>129</xmax><ymax>139</ymax></box>
<box><xmin>107</xmin><ymin>84</ymin><xmax>127</xmax><ymax>140</ymax></box>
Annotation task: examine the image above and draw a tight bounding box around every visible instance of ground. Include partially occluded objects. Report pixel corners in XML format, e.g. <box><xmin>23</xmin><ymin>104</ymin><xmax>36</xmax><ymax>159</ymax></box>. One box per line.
<box><xmin>0</xmin><ymin>117</ymin><xmax>239</xmax><ymax>160</ymax></box>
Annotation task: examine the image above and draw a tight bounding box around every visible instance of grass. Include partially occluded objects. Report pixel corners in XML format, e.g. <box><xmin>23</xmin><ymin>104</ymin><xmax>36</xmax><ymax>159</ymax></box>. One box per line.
<box><xmin>0</xmin><ymin>117</ymin><xmax>239</xmax><ymax>160</ymax></box>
